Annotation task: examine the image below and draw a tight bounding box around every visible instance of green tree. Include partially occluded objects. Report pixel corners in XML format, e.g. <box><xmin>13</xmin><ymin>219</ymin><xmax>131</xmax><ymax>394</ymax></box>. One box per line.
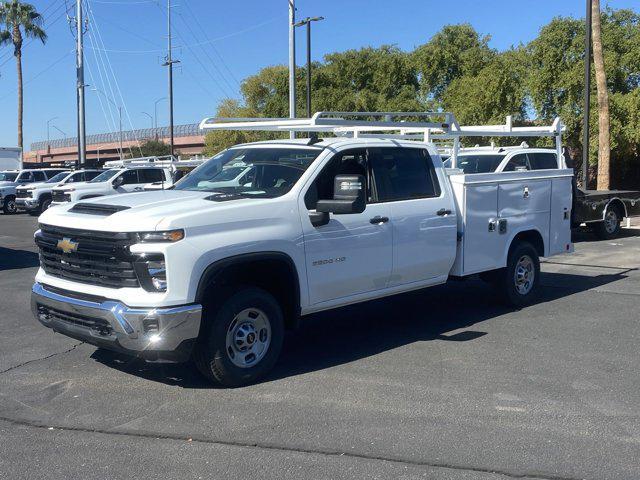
<box><xmin>442</xmin><ymin>49</ymin><xmax>528</xmax><ymax>126</ymax></box>
<box><xmin>136</xmin><ymin>139</ymin><xmax>172</xmax><ymax>157</ymax></box>
<box><xmin>412</xmin><ymin>24</ymin><xmax>494</xmax><ymax>103</ymax></box>
<box><xmin>0</xmin><ymin>0</ymin><xmax>47</xmax><ymax>150</ymax></box>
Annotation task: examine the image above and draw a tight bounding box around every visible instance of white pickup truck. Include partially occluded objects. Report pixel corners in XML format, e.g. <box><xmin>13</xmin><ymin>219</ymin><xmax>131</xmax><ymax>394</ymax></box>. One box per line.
<box><xmin>16</xmin><ymin>169</ymin><xmax>103</xmax><ymax>214</ymax></box>
<box><xmin>50</xmin><ymin>166</ymin><xmax>171</xmax><ymax>205</ymax></box>
<box><xmin>31</xmin><ymin>112</ymin><xmax>573</xmax><ymax>386</ymax></box>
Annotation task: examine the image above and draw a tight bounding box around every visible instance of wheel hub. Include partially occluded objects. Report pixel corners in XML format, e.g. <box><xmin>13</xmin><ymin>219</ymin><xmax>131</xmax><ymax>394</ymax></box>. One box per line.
<box><xmin>605</xmin><ymin>211</ymin><xmax>617</xmax><ymax>233</ymax></box>
<box><xmin>514</xmin><ymin>255</ymin><xmax>534</xmax><ymax>295</ymax></box>
<box><xmin>225</xmin><ymin>308</ymin><xmax>271</xmax><ymax>368</ymax></box>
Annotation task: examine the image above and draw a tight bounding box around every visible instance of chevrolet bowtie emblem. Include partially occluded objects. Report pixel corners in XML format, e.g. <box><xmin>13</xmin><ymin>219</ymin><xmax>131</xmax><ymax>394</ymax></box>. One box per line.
<box><xmin>56</xmin><ymin>237</ymin><xmax>78</xmax><ymax>254</ymax></box>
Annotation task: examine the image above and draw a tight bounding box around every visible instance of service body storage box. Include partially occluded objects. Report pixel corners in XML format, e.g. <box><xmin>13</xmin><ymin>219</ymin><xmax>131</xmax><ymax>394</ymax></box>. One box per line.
<box><xmin>448</xmin><ymin>169</ymin><xmax>574</xmax><ymax>277</ymax></box>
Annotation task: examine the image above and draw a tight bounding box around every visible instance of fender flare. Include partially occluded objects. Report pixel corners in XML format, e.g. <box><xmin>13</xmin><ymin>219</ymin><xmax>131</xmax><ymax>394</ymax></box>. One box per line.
<box><xmin>195</xmin><ymin>251</ymin><xmax>301</xmax><ymax>328</ymax></box>
<box><xmin>603</xmin><ymin>197</ymin><xmax>628</xmax><ymax>220</ymax></box>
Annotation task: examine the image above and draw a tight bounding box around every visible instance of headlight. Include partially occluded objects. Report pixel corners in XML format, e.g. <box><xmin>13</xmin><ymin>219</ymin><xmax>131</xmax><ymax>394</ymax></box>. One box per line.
<box><xmin>133</xmin><ymin>254</ymin><xmax>167</xmax><ymax>292</ymax></box>
<box><xmin>65</xmin><ymin>188</ymin><xmax>75</xmax><ymax>192</ymax></box>
<box><xmin>136</xmin><ymin>229</ymin><xmax>184</xmax><ymax>243</ymax></box>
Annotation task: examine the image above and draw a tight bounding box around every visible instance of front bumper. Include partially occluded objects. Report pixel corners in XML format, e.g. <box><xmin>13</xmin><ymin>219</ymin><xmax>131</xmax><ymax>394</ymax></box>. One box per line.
<box><xmin>16</xmin><ymin>198</ymin><xmax>38</xmax><ymax>210</ymax></box>
<box><xmin>31</xmin><ymin>282</ymin><xmax>202</xmax><ymax>362</ymax></box>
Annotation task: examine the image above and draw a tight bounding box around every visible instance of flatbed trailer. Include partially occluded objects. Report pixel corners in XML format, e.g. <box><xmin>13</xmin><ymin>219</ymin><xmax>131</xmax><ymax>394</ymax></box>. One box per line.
<box><xmin>573</xmin><ymin>188</ymin><xmax>640</xmax><ymax>239</ymax></box>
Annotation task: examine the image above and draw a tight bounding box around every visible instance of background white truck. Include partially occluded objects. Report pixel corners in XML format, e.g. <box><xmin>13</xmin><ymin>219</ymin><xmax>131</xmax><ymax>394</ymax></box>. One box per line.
<box><xmin>51</xmin><ymin>165</ymin><xmax>171</xmax><ymax>205</ymax></box>
<box><xmin>31</xmin><ymin>112</ymin><xmax>573</xmax><ymax>387</ymax></box>
<box><xmin>16</xmin><ymin>169</ymin><xmax>103</xmax><ymax>214</ymax></box>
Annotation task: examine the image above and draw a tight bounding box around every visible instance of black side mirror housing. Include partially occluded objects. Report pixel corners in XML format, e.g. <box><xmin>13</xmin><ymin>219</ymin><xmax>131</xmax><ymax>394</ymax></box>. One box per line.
<box><xmin>316</xmin><ymin>174</ymin><xmax>366</xmax><ymax>215</ymax></box>
<box><xmin>112</xmin><ymin>177</ymin><xmax>124</xmax><ymax>189</ymax></box>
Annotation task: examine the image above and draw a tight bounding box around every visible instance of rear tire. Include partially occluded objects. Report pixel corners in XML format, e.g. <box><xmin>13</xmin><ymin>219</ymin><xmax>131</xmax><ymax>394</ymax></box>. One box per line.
<box><xmin>593</xmin><ymin>208</ymin><xmax>621</xmax><ymax>240</ymax></box>
<box><xmin>496</xmin><ymin>241</ymin><xmax>540</xmax><ymax>308</ymax></box>
<box><xmin>2</xmin><ymin>196</ymin><xmax>17</xmax><ymax>214</ymax></box>
<box><xmin>193</xmin><ymin>287</ymin><xmax>284</xmax><ymax>387</ymax></box>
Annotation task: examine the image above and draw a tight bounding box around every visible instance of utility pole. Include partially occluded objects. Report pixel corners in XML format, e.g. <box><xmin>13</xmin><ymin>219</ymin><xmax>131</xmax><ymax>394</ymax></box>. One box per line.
<box><xmin>288</xmin><ymin>0</ymin><xmax>296</xmax><ymax>139</ymax></box>
<box><xmin>163</xmin><ymin>0</ymin><xmax>179</xmax><ymax>156</ymax></box>
<box><xmin>294</xmin><ymin>16</ymin><xmax>324</xmax><ymax>118</ymax></box>
<box><xmin>582</xmin><ymin>0</ymin><xmax>592</xmax><ymax>189</ymax></box>
<box><xmin>76</xmin><ymin>0</ymin><xmax>87</xmax><ymax>167</ymax></box>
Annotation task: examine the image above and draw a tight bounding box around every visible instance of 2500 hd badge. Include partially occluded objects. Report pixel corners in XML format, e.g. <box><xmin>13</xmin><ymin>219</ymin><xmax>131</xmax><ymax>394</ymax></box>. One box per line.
<box><xmin>312</xmin><ymin>256</ymin><xmax>346</xmax><ymax>267</ymax></box>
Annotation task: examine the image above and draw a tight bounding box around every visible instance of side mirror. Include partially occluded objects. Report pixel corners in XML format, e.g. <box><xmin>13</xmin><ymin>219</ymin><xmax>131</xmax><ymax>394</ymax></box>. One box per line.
<box><xmin>316</xmin><ymin>174</ymin><xmax>366</xmax><ymax>215</ymax></box>
<box><xmin>112</xmin><ymin>176</ymin><xmax>124</xmax><ymax>189</ymax></box>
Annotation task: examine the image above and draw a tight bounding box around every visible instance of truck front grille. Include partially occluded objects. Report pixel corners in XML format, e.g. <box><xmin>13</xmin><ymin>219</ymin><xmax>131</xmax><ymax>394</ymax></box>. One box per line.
<box><xmin>35</xmin><ymin>225</ymin><xmax>140</xmax><ymax>289</ymax></box>
<box><xmin>16</xmin><ymin>190</ymin><xmax>30</xmax><ymax>198</ymax></box>
<box><xmin>52</xmin><ymin>191</ymin><xmax>71</xmax><ymax>202</ymax></box>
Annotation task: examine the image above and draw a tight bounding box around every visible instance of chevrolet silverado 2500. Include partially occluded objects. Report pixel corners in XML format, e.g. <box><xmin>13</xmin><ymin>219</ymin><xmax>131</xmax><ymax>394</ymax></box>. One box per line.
<box><xmin>31</xmin><ymin>112</ymin><xmax>574</xmax><ymax>386</ymax></box>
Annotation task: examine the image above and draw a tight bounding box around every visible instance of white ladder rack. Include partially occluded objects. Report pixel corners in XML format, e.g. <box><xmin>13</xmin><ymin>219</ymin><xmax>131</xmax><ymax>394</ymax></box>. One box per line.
<box><xmin>198</xmin><ymin>112</ymin><xmax>566</xmax><ymax>168</ymax></box>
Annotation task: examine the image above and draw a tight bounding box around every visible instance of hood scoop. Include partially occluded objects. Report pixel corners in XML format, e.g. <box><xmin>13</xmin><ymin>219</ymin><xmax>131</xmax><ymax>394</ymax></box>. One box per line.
<box><xmin>69</xmin><ymin>203</ymin><xmax>131</xmax><ymax>216</ymax></box>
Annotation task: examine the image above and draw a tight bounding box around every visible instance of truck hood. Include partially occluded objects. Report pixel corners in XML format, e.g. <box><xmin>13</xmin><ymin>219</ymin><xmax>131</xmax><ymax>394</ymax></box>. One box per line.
<box><xmin>39</xmin><ymin>189</ymin><xmax>264</xmax><ymax>232</ymax></box>
<box><xmin>0</xmin><ymin>181</ymin><xmax>17</xmax><ymax>188</ymax></box>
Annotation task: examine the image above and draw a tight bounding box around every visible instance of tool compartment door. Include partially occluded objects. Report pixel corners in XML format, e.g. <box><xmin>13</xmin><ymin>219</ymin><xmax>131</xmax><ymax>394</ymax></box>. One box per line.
<box><xmin>462</xmin><ymin>183</ymin><xmax>504</xmax><ymax>274</ymax></box>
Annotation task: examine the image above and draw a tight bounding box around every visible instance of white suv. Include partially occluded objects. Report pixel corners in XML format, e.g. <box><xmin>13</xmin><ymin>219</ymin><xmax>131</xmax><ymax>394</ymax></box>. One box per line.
<box><xmin>51</xmin><ymin>166</ymin><xmax>171</xmax><ymax>205</ymax></box>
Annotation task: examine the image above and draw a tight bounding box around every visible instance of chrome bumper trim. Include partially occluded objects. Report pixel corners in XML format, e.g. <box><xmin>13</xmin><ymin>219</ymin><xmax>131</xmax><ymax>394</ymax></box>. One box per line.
<box><xmin>31</xmin><ymin>282</ymin><xmax>202</xmax><ymax>359</ymax></box>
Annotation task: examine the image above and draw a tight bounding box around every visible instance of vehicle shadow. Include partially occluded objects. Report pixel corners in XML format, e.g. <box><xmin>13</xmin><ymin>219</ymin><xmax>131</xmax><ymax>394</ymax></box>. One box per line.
<box><xmin>0</xmin><ymin>247</ymin><xmax>39</xmax><ymax>271</ymax></box>
<box><xmin>90</xmin><ymin>269</ymin><xmax>628</xmax><ymax>389</ymax></box>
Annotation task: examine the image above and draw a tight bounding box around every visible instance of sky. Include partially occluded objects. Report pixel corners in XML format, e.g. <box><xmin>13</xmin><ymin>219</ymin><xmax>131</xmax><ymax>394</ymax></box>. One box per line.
<box><xmin>0</xmin><ymin>0</ymin><xmax>637</xmax><ymax>150</ymax></box>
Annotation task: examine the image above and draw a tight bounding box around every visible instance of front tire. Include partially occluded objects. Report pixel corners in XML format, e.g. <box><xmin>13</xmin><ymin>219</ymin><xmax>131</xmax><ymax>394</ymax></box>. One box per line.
<box><xmin>194</xmin><ymin>287</ymin><xmax>284</xmax><ymax>387</ymax></box>
<box><xmin>2</xmin><ymin>196</ymin><xmax>17</xmax><ymax>214</ymax></box>
<box><xmin>496</xmin><ymin>241</ymin><xmax>540</xmax><ymax>308</ymax></box>
<box><xmin>593</xmin><ymin>208</ymin><xmax>621</xmax><ymax>240</ymax></box>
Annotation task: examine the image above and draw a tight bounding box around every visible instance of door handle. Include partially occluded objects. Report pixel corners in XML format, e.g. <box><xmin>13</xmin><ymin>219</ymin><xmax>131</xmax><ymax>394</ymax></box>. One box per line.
<box><xmin>369</xmin><ymin>216</ymin><xmax>389</xmax><ymax>224</ymax></box>
<box><xmin>436</xmin><ymin>208</ymin><xmax>452</xmax><ymax>216</ymax></box>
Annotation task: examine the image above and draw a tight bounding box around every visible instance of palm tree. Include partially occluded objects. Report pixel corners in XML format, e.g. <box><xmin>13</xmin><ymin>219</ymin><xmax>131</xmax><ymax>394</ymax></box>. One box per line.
<box><xmin>0</xmin><ymin>1</ymin><xmax>47</xmax><ymax>150</ymax></box>
<box><xmin>591</xmin><ymin>0</ymin><xmax>610</xmax><ymax>190</ymax></box>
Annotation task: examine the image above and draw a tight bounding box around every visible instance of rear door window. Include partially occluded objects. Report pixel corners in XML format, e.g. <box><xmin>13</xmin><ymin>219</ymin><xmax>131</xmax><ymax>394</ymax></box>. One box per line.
<box><xmin>503</xmin><ymin>154</ymin><xmax>530</xmax><ymax>172</ymax></box>
<box><xmin>138</xmin><ymin>168</ymin><xmax>164</xmax><ymax>183</ymax></box>
<box><xmin>529</xmin><ymin>152</ymin><xmax>558</xmax><ymax>170</ymax></box>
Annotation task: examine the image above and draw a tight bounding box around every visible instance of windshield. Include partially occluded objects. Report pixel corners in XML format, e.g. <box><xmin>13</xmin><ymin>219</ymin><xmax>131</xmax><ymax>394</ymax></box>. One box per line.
<box><xmin>45</xmin><ymin>172</ymin><xmax>70</xmax><ymax>184</ymax></box>
<box><xmin>456</xmin><ymin>154</ymin><xmax>506</xmax><ymax>174</ymax></box>
<box><xmin>174</xmin><ymin>147</ymin><xmax>322</xmax><ymax>198</ymax></box>
<box><xmin>89</xmin><ymin>169</ymin><xmax>119</xmax><ymax>183</ymax></box>
<box><xmin>0</xmin><ymin>172</ymin><xmax>18</xmax><ymax>182</ymax></box>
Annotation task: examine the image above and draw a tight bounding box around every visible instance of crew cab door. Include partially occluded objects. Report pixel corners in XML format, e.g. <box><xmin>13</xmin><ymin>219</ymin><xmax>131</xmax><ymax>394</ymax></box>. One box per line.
<box><xmin>369</xmin><ymin>147</ymin><xmax>457</xmax><ymax>286</ymax></box>
<box><xmin>300</xmin><ymin>149</ymin><xmax>392</xmax><ymax>305</ymax></box>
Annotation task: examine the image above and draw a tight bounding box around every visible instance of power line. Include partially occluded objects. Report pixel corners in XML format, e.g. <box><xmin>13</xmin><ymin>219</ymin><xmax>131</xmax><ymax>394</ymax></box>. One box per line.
<box><xmin>182</xmin><ymin>1</ymin><xmax>240</xmax><ymax>87</ymax></box>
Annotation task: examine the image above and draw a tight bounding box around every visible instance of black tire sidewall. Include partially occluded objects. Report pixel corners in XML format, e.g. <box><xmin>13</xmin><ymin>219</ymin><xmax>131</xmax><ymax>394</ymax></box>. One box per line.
<box><xmin>3</xmin><ymin>197</ymin><xmax>17</xmax><ymax>214</ymax></box>
<box><xmin>40</xmin><ymin>198</ymin><xmax>52</xmax><ymax>212</ymax></box>
<box><xmin>595</xmin><ymin>209</ymin><xmax>620</xmax><ymax>239</ymax></box>
<box><xmin>198</xmin><ymin>287</ymin><xmax>284</xmax><ymax>387</ymax></box>
<box><xmin>502</xmin><ymin>242</ymin><xmax>540</xmax><ymax>307</ymax></box>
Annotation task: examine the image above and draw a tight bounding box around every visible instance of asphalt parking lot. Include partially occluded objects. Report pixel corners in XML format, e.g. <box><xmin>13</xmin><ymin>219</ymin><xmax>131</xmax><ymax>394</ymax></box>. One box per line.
<box><xmin>1</xmin><ymin>214</ymin><xmax>639</xmax><ymax>480</ymax></box>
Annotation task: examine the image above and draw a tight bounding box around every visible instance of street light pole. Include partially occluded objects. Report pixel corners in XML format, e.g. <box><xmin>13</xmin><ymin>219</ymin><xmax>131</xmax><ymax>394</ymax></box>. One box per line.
<box><xmin>294</xmin><ymin>16</ymin><xmax>324</xmax><ymax>118</ymax></box>
<box><xmin>46</xmin><ymin>116</ymin><xmax>58</xmax><ymax>150</ymax></box>
<box><xmin>154</xmin><ymin>97</ymin><xmax>166</xmax><ymax>131</ymax></box>
<box><xmin>142</xmin><ymin>112</ymin><xmax>153</xmax><ymax>129</ymax></box>
<box><xmin>91</xmin><ymin>88</ymin><xmax>123</xmax><ymax>160</ymax></box>
<box><xmin>288</xmin><ymin>0</ymin><xmax>296</xmax><ymax>139</ymax></box>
